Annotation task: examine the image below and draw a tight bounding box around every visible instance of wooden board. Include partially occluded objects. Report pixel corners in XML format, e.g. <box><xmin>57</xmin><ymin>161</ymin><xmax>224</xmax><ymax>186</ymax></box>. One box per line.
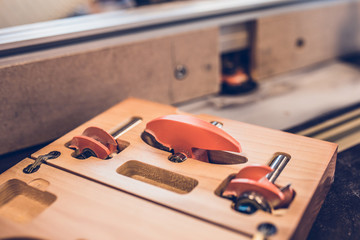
<box><xmin>17</xmin><ymin>97</ymin><xmax>338</xmax><ymax>239</ymax></box>
<box><xmin>252</xmin><ymin>1</ymin><xmax>360</xmax><ymax>80</ymax></box>
<box><xmin>0</xmin><ymin>27</ymin><xmax>219</xmax><ymax>155</ymax></box>
<box><xmin>0</xmin><ymin>158</ymin><xmax>244</xmax><ymax>240</ymax></box>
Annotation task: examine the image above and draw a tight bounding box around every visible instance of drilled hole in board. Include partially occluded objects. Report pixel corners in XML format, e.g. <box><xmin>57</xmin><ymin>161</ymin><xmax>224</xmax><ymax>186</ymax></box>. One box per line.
<box><xmin>214</xmin><ymin>173</ymin><xmax>236</xmax><ymax>199</ymax></box>
<box><xmin>0</xmin><ymin>179</ymin><xmax>56</xmax><ymax>223</ymax></box>
<box><xmin>117</xmin><ymin>161</ymin><xmax>198</xmax><ymax>194</ymax></box>
<box><xmin>296</xmin><ymin>38</ymin><xmax>305</xmax><ymax>48</ymax></box>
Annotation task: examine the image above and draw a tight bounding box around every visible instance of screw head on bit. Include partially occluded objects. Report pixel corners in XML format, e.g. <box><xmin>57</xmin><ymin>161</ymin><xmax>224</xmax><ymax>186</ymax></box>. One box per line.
<box><xmin>257</xmin><ymin>222</ymin><xmax>277</xmax><ymax>237</ymax></box>
<box><xmin>168</xmin><ymin>152</ymin><xmax>187</xmax><ymax>163</ymax></box>
<box><xmin>234</xmin><ymin>191</ymin><xmax>272</xmax><ymax>214</ymax></box>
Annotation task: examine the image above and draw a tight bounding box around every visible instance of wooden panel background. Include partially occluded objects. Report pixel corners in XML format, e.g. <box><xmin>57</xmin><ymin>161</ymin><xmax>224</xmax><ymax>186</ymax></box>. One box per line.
<box><xmin>252</xmin><ymin>1</ymin><xmax>360</xmax><ymax>80</ymax></box>
<box><xmin>0</xmin><ymin>28</ymin><xmax>219</xmax><ymax>155</ymax></box>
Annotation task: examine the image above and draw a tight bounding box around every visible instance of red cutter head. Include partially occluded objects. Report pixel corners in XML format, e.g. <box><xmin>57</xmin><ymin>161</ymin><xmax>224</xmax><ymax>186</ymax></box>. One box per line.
<box><xmin>223</xmin><ymin>165</ymin><xmax>295</xmax><ymax>212</ymax></box>
<box><xmin>69</xmin><ymin>126</ymin><xmax>118</xmax><ymax>159</ymax></box>
<box><xmin>141</xmin><ymin>114</ymin><xmax>242</xmax><ymax>163</ymax></box>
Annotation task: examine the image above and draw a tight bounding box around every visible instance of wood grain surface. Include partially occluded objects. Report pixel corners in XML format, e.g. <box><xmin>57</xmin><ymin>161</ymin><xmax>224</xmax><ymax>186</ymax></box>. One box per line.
<box><xmin>252</xmin><ymin>1</ymin><xmax>360</xmax><ymax>80</ymax></box>
<box><xmin>0</xmin><ymin>27</ymin><xmax>219</xmax><ymax>155</ymax></box>
<box><xmin>0</xmin><ymin>158</ymin><xmax>245</xmax><ymax>240</ymax></box>
<box><xmin>25</xmin><ymin>98</ymin><xmax>337</xmax><ymax>239</ymax></box>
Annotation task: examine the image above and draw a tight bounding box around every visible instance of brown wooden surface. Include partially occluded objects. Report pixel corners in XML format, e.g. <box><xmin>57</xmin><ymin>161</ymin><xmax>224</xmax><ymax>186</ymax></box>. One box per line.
<box><xmin>0</xmin><ymin>28</ymin><xmax>219</xmax><ymax>155</ymax></box>
<box><xmin>252</xmin><ymin>1</ymin><xmax>360</xmax><ymax>80</ymax></box>
<box><xmin>0</xmin><ymin>158</ymin><xmax>245</xmax><ymax>240</ymax></box>
<box><xmin>27</xmin><ymin>98</ymin><xmax>337</xmax><ymax>239</ymax></box>
<box><xmin>292</xmin><ymin>150</ymin><xmax>337</xmax><ymax>240</ymax></box>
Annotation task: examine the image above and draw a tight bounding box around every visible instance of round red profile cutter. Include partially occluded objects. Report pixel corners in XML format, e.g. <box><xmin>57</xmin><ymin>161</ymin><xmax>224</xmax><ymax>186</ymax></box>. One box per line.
<box><xmin>69</xmin><ymin>126</ymin><xmax>118</xmax><ymax>159</ymax></box>
<box><xmin>223</xmin><ymin>154</ymin><xmax>295</xmax><ymax>214</ymax></box>
<box><xmin>69</xmin><ymin>117</ymin><xmax>142</xmax><ymax>159</ymax></box>
<box><xmin>141</xmin><ymin>114</ymin><xmax>247</xmax><ymax>164</ymax></box>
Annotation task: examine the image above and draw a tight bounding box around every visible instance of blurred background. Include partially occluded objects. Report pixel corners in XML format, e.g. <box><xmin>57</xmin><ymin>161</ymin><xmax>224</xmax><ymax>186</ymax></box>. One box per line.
<box><xmin>0</xmin><ymin>0</ymin><xmax>137</xmax><ymax>28</ymax></box>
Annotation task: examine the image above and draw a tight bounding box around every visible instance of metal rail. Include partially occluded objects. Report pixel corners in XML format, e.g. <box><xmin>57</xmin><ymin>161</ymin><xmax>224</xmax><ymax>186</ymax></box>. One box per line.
<box><xmin>0</xmin><ymin>0</ymin><xmax>336</xmax><ymax>57</ymax></box>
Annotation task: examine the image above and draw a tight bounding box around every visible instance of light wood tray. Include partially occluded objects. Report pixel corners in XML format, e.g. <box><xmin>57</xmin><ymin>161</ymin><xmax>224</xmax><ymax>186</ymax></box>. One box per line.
<box><xmin>0</xmin><ymin>98</ymin><xmax>337</xmax><ymax>239</ymax></box>
<box><xmin>0</xmin><ymin>159</ymin><xmax>242</xmax><ymax>240</ymax></box>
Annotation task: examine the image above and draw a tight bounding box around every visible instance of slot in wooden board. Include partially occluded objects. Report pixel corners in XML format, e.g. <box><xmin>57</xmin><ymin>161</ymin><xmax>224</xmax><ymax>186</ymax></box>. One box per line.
<box><xmin>0</xmin><ymin>158</ymin><xmax>244</xmax><ymax>240</ymax></box>
<box><xmin>29</xmin><ymin>98</ymin><xmax>337</xmax><ymax>239</ymax></box>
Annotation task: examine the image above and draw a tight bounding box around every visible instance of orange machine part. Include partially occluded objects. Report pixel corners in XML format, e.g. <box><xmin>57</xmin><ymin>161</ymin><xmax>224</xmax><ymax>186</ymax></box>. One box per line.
<box><xmin>222</xmin><ymin>69</ymin><xmax>249</xmax><ymax>86</ymax></box>
<box><xmin>223</xmin><ymin>165</ymin><xmax>285</xmax><ymax>207</ymax></box>
<box><xmin>69</xmin><ymin>126</ymin><xmax>118</xmax><ymax>159</ymax></box>
<box><xmin>143</xmin><ymin>114</ymin><xmax>241</xmax><ymax>161</ymax></box>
